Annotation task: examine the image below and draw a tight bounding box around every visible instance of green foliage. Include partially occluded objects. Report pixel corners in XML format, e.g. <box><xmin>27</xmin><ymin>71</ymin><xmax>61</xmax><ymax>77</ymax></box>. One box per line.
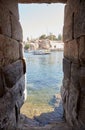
<box><xmin>57</xmin><ymin>34</ymin><xmax>62</xmax><ymax>40</ymax></box>
<box><xmin>27</xmin><ymin>37</ymin><xmax>29</xmax><ymax>42</ymax></box>
<box><xmin>27</xmin><ymin>33</ymin><xmax>62</xmax><ymax>41</ymax></box>
<box><xmin>39</xmin><ymin>34</ymin><xmax>46</xmax><ymax>39</ymax></box>
<box><xmin>39</xmin><ymin>33</ymin><xmax>57</xmax><ymax>41</ymax></box>
<box><xmin>24</xmin><ymin>44</ymin><xmax>30</xmax><ymax>50</ymax></box>
<box><xmin>47</xmin><ymin>33</ymin><xmax>57</xmax><ymax>41</ymax></box>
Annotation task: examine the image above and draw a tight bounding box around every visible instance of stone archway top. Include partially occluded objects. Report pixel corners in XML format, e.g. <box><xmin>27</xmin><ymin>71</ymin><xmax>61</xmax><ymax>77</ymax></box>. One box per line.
<box><xmin>18</xmin><ymin>0</ymin><xmax>67</xmax><ymax>3</ymax></box>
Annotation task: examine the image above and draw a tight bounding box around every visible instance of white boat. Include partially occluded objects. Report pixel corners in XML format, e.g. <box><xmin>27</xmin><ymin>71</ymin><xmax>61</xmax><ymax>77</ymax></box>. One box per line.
<box><xmin>33</xmin><ymin>50</ymin><xmax>51</xmax><ymax>55</ymax></box>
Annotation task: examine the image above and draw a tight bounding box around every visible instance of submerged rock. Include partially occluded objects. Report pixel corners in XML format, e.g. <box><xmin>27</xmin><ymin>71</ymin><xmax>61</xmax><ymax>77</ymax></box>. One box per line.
<box><xmin>34</xmin><ymin>94</ymin><xmax>64</xmax><ymax>126</ymax></box>
<box><xmin>19</xmin><ymin>114</ymin><xmax>39</xmax><ymax>127</ymax></box>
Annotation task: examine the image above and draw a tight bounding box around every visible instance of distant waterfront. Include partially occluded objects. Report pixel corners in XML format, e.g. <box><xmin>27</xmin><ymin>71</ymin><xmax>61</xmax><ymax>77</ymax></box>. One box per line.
<box><xmin>21</xmin><ymin>51</ymin><xmax>63</xmax><ymax>118</ymax></box>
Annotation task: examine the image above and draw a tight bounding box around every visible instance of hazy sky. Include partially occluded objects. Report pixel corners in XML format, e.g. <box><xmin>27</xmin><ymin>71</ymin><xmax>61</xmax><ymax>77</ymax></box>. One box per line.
<box><xmin>19</xmin><ymin>4</ymin><xmax>65</xmax><ymax>41</ymax></box>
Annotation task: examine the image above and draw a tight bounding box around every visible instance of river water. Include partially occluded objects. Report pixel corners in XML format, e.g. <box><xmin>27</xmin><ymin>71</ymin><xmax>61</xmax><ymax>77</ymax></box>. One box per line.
<box><xmin>24</xmin><ymin>51</ymin><xmax>63</xmax><ymax>106</ymax></box>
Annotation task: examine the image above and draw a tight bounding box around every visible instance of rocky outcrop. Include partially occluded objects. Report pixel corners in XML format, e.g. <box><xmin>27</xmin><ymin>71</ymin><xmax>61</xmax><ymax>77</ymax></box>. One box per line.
<box><xmin>38</xmin><ymin>40</ymin><xmax>50</xmax><ymax>49</ymax></box>
<box><xmin>34</xmin><ymin>94</ymin><xmax>64</xmax><ymax>126</ymax></box>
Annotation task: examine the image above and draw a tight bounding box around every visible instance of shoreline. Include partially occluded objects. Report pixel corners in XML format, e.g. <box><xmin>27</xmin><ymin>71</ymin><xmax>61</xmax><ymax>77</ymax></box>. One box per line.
<box><xmin>21</xmin><ymin>93</ymin><xmax>63</xmax><ymax>126</ymax></box>
<box><xmin>21</xmin><ymin>93</ymin><xmax>62</xmax><ymax>118</ymax></box>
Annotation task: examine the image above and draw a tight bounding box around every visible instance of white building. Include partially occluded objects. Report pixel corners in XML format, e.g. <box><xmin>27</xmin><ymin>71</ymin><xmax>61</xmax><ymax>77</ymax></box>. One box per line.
<box><xmin>50</xmin><ymin>41</ymin><xmax>64</xmax><ymax>51</ymax></box>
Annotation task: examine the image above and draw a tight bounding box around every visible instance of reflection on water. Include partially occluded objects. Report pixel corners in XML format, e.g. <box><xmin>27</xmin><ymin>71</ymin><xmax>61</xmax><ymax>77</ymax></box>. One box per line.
<box><xmin>25</xmin><ymin>51</ymin><xmax>63</xmax><ymax>104</ymax></box>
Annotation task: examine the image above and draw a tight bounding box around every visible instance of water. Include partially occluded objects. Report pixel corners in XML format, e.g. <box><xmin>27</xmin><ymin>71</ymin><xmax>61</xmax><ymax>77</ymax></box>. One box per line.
<box><xmin>24</xmin><ymin>51</ymin><xmax>63</xmax><ymax>106</ymax></box>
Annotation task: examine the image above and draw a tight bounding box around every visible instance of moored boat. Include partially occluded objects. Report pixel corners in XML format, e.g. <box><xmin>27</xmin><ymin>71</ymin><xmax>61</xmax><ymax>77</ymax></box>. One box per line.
<box><xmin>33</xmin><ymin>50</ymin><xmax>51</xmax><ymax>55</ymax></box>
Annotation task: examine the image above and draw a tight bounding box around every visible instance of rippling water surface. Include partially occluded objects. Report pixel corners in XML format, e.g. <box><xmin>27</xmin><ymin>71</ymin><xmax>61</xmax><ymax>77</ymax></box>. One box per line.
<box><xmin>24</xmin><ymin>51</ymin><xmax>63</xmax><ymax>106</ymax></box>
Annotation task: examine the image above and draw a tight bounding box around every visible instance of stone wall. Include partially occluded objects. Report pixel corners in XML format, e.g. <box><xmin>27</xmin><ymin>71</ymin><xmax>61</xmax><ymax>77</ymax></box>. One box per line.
<box><xmin>62</xmin><ymin>0</ymin><xmax>85</xmax><ymax>128</ymax></box>
<box><xmin>0</xmin><ymin>0</ymin><xmax>85</xmax><ymax>129</ymax></box>
<box><xmin>0</xmin><ymin>0</ymin><xmax>26</xmax><ymax>129</ymax></box>
<box><xmin>18</xmin><ymin>0</ymin><xmax>67</xmax><ymax>3</ymax></box>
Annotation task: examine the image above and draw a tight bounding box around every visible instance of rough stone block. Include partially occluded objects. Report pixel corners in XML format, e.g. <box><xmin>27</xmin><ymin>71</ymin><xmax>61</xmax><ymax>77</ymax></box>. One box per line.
<box><xmin>67</xmin><ymin>0</ymin><xmax>80</xmax><ymax>12</ymax></box>
<box><xmin>0</xmin><ymin>3</ymin><xmax>11</xmax><ymax>37</ymax></box>
<box><xmin>19</xmin><ymin>43</ymin><xmax>24</xmax><ymax>59</ymax></box>
<box><xmin>78</xmin><ymin>94</ymin><xmax>85</xmax><ymax>126</ymax></box>
<box><xmin>0</xmin><ymin>34</ymin><xmax>19</xmax><ymax>67</ymax></box>
<box><xmin>63</xmin><ymin>25</ymin><xmax>73</xmax><ymax>43</ymax></box>
<box><xmin>1</xmin><ymin>0</ymin><xmax>19</xmax><ymax>20</ymax></box>
<box><xmin>0</xmin><ymin>92</ymin><xmax>15</xmax><ymax>129</ymax></box>
<box><xmin>79</xmin><ymin>67</ymin><xmax>85</xmax><ymax>93</ymax></box>
<box><xmin>9</xmin><ymin>75</ymin><xmax>25</xmax><ymax>109</ymax></box>
<box><xmin>11</xmin><ymin>14</ymin><xmax>23</xmax><ymax>41</ymax></box>
<box><xmin>0</xmin><ymin>75</ymin><xmax>25</xmax><ymax>129</ymax></box>
<box><xmin>79</xmin><ymin>36</ymin><xmax>85</xmax><ymax>65</ymax></box>
<box><xmin>6</xmin><ymin>108</ymin><xmax>17</xmax><ymax>130</ymax></box>
<box><xmin>11</xmin><ymin>75</ymin><xmax>25</xmax><ymax>104</ymax></box>
<box><xmin>0</xmin><ymin>69</ymin><xmax>5</xmax><ymax>97</ymax></box>
<box><xmin>62</xmin><ymin>81</ymin><xmax>79</xmax><ymax>126</ymax></box>
<box><xmin>64</xmin><ymin>39</ymin><xmax>79</xmax><ymax>63</ymax></box>
<box><xmin>68</xmin><ymin>82</ymin><xmax>79</xmax><ymax>125</ymax></box>
<box><xmin>71</xmin><ymin>63</ymin><xmax>80</xmax><ymax>87</ymax></box>
<box><xmin>69</xmin><ymin>40</ymin><xmax>79</xmax><ymax>63</ymax></box>
<box><xmin>3</xmin><ymin>60</ymin><xmax>24</xmax><ymax>88</ymax></box>
<box><xmin>63</xmin><ymin>58</ymin><xmax>71</xmax><ymax>79</ymax></box>
<box><xmin>63</xmin><ymin>4</ymin><xmax>73</xmax><ymax>42</ymax></box>
<box><xmin>0</xmin><ymin>51</ymin><xmax>4</xmax><ymax>67</ymax></box>
<box><xmin>64</xmin><ymin>5</ymin><xmax>72</xmax><ymax>27</ymax></box>
<box><xmin>22</xmin><ymin>59</ymin><xmax>26</xmax><ymax>74</ymax></box>
<box><xmin>64</xmin><ymin>42</ymin><xmax>70</xmax><ymax>58</ymax></box>
<box><xmin>63</xmin><ymin>5</ymin><xmax>72</xmax><ymax>42</ymax></box>
<box><xmin>74</xmin><ymin>1</ymin><xmax>85</xmax><ymax>38</ymax></box>
<box><xmin>63</xmin><ymin>77</ymin><xmax>70</xmax><ymax>90</ymax></box>
<box><xmin>0</xmin><ymin>26</ymin><xmax>2</xmax><ymax>34</ymax></box>
<box><xmin>63</xmin><ymin>0</ymin><xmax>80</xmax><ymax>42</ymax></box>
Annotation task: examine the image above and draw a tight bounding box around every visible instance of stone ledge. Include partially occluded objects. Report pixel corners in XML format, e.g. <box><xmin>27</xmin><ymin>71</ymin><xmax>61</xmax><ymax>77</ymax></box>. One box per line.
<box><xmin>17</xmin><ymin>121</ymin><xmax>73</xmax><ymax>130</ymax></box>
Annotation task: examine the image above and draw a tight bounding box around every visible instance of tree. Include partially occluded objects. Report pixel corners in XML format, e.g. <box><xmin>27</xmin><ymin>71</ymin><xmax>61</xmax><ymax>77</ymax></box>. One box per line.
<box><xmin>47</xmin><ymin>33</ymin><xmax>57</xmax><ymax>41</ymax></box>
<box><xmin>24</xmin><ymin>44</ymin><xmax>30</xmax><ymax>50</ymax></box>
<box><xmin>57</xmin><ymin>34</ymin><xmax>62</xmax><ymax>41</ymax></box>
<box><xmin>27</xmin><ymin>37</ymin><xmax>29</xmax><ymax>42</ymax></box>
<box><xmin>39</xmin><ymin>34</ymin><xmax>46</xmax><ymax>40</ymax></box>
<box><xmin>39</xmin><ymin>33</ymin><xmax>57</xmax><ymax>41</ymax></box>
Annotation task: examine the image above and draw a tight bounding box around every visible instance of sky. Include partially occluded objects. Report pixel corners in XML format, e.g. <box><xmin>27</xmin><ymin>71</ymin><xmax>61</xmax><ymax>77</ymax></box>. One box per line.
<box><xmin>19</xmin><ymin>4</ymin><xmax>65</xmax><ymax>41</ymax></box>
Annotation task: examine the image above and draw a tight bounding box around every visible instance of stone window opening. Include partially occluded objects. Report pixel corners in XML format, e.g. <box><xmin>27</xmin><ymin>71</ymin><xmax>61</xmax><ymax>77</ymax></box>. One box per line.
<box><xmin>20</xmin><ymin>3</ymin><xmax>64</xmax><ymax>127</ymax></box>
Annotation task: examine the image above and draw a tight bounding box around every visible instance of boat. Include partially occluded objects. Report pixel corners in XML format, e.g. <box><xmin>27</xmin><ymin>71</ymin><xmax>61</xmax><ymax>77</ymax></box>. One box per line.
<box><xmin>33</xmin><ymin>50</ymin><xmax>51</xmax><ymax>55</ymax></box>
